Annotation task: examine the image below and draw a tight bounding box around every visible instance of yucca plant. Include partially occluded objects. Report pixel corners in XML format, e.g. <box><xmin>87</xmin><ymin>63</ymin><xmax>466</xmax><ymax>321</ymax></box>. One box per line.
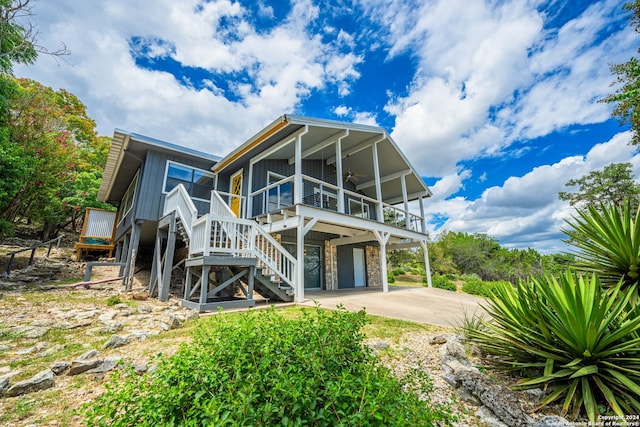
<box><xmin>562</xmin><ymin>201</ymin><xmax>640</xmax><ymax>303</ymax></box>
<box><xmin>464</xmin><ymin>273</ymin><xmax>640</xmax><ymax>421</ymax></box>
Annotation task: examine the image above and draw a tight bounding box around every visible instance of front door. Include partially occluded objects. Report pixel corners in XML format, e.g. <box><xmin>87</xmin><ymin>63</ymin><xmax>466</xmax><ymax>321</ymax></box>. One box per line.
<box><xmin>283</xmin><ymin>243</ymin><xmax>321</xmax><ymax>289</ymax></box>
<box><xmin>229</xmin><ymin>170</ymin><xmax>243</xmax><ymax>217</ymax></box>
<box><xmin>353</xmin><ymin>248</ymin><xmax>366</xmax><ymax>287</ymax></box>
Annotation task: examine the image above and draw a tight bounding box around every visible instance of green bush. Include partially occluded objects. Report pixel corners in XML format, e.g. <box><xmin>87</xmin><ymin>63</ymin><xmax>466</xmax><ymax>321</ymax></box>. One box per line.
<box><xmin>461</xmin><ymin>278</ymin><xmax>501</xmax><ymax>297</ymax></box>
<box><xmin>0</xmin><ymin>219</ymin><xmax>13</xmax><ymax>238</ymax></box>
<box><xmin>105</xmin><ymin>296</ymin><xmax>122</xmax><ymax>306</ymax></box>
<box><xmin>390</xmin><ymin>267</ymin><xmax>405</xmax><ymax>276</ymax></box>
<box><xmin>83</xmin><ymin>307</ymin><xmax>455</xmax><ymax>426</ymax></box>
<box><xmin>388</xmin><ymin>272</ymin><xmax>396</xmax><ymax>283</ymax></box>
<box><xmin>426</xmin><ymin>275</ymin><xmax>457</xmax><ymax>291</ymax></box>
<box><xmin>464</xmin><ymin>273</ymin><xmax>640</xmax><ymax>422</ymax></box>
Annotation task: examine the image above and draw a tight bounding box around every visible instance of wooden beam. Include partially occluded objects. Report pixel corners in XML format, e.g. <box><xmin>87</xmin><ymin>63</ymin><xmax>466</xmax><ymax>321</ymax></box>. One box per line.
<box><xmin>326</xmin><ymin>134</ymin><xmax>385</xmax><ymax>165</ymax></box>
<box><xmin>287</xmin><ymin>130</ymin><xmax>347</xmax><ymax>164</ymax></box>
<box><xmin>207</xmin><ymin>269</ymin><xmax>248</xmax><ymax>298</ymax></box>
<box><xmin>355</xmin><ymin>169</ymin><xmax>411</xmax><ymax>190</ymax></box>
<box><xmin>329</xmin><ymin>232</ymin><xmax>375</xmax><ymax>246</ymax></box>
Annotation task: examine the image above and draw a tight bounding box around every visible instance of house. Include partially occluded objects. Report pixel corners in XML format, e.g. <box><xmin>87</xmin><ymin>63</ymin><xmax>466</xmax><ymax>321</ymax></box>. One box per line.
<box><xmin>97</xmin><ymin>115</ymin><xmax>433</xmax><ymax>311</ymax></box>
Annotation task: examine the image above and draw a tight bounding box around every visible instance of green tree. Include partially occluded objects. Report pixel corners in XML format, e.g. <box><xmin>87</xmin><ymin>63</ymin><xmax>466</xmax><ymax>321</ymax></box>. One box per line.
<box><xmin>0</xmin><ymin>77</ymin><xmax>111</xmax><ymax>238</ymax></box>
<box><xmin>0</xmin><ymin>0</ymin><xmax>67</xmax><ymax>75</ymax></box>
<box><xmin>559</xmin><ymin>163</ymin><xmax>640</xmax><ymax>211</ymax></box>
<box><xmin>602</xmin><ymin>1</ymin><xmax>640</xmax><ymax>144</ymax></box>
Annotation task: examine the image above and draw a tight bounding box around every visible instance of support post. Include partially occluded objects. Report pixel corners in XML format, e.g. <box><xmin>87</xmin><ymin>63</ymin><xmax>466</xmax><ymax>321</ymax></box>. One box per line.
<box><xmin>372</xmin><ymin>142</ymin><xmax>384</xmax><ymax>223</ymax></box>
<box><xmin>199</xmin><ymin>265</ymin><xmax>210</xmax><ymax>305</ymax></box>
<box><xmin>159</xmin><ymin>214</ymin><xmax>177</xmax><ymax>302</ymax></box>
<box><xmin>294</xmin><ymin>132</ymin><xmax>303</xmax><ymax>205</ymax></box>
<box><xmin>419</xmin><ymin>196</ymin><xmax>427</xmax><ymax>234</ymax></box>
<box><xmin>373</xmin><ymin>230</ymin><xmax>391</xmax><ymax>293</ymax></box>
<box><xmin>336</xmin><ymin>136</ymin><xmax>344</xmax><ymax>213</ymax></box>
<box><xmin>295</xmin><ymin>214</ymin><xmax>305</xmax><ymax>302</ymax></box>
<box><xmin>247</xmin><ymin>161</ymin><xmax>254</xmax><ymax>218</ymax></box>
<box><xmin>401</xmin><ymin>174</ymin><xmax>410</xmax><ymax>230</ymax></box>
<box><xmin>420</xmin><ymin>240</ymin><xmax>432</xmax><ymax>288</ymax></box>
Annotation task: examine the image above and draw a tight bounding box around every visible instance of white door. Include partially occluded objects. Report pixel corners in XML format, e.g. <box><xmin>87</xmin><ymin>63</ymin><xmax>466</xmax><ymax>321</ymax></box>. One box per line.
<box><xmin>353</xmin><ymin>248</ymin><xmax>366</xmax><ymax>287</ymax></box>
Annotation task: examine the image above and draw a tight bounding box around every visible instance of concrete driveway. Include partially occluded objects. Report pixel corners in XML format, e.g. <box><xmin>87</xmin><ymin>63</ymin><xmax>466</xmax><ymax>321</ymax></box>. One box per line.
<box><xmin>301</xmin><ymin>286</ymin><xmax>487</xmax><ymax>328</ymax></box>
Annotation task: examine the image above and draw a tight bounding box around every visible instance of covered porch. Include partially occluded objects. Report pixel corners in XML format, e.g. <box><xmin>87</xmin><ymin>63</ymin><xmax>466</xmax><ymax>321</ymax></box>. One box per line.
<box><xmin>212</xmin><ymin>115</ymin><xmax>433</xmax><ymax>303</ymax></box>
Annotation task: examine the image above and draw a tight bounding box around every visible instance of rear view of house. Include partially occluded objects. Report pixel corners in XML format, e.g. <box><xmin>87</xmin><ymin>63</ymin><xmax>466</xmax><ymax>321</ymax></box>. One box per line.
<box><xmin>97</xmin><ymin>115</ymin><xmax>432</xmax><ymax>310</ymax></box>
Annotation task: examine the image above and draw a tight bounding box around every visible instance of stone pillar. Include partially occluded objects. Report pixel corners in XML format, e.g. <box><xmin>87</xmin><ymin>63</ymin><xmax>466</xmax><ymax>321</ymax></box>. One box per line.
<box><xmin>365</xmin><ymin>245</ymin><xmax>381</xmax><ymax>287</ymax></box>
<box><xmin>324</xmin><ymin>241</ymin><xmax>338</xmax><ymax>290</ymax></box>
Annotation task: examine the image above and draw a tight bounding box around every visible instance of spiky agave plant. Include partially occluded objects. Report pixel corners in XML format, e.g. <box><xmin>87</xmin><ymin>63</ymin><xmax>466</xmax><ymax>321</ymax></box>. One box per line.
<box><xmin>465</xmin><ymin>273</ymin><xmax>640</xmax><ymax>422</ymax></box>
<box><xmin>562</xmin><ymin>200</ymin><xmax>640</xmax><ymax>303</ymax></box>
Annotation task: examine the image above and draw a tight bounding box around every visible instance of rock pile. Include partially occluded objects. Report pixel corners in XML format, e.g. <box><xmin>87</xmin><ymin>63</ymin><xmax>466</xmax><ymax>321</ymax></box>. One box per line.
<box><xmin>438</xmin><ymin>335</ymin><xmax>571</xmax><ymax>427</ymax></box>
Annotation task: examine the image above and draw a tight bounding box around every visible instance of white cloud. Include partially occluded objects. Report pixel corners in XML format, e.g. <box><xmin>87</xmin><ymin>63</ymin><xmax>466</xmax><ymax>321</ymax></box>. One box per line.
<box><xmin>361</xmin><ymin>0</ymin><xmax>634</xmax><ymax>178</ymax></box>
<box><xmin>15</xmin><ymin>0</ymin><xmax>364</xmax><ymax>156</ymax></box>
<box><xmin>425</xmin><ymin>131</ymin><xmax>638</xmax><ymax>252</ymax></box>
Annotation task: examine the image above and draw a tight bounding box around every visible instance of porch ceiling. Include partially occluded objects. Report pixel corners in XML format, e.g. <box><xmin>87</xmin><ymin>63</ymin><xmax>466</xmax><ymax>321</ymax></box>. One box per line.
<box><xmin>214</xmin><ymin>115</ymin><xmax>431</xmax><ymax>203</ymax></box>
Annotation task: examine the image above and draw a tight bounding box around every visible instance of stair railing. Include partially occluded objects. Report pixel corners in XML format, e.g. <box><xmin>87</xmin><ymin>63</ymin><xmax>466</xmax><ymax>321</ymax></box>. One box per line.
<box><xmin>189</xmin><ymin>214</ymin><xmax>296</xmax><ymax>290</ymax></box>
<box><xmin>164</xmin><ymin>184</ymin><xmax>198</xmax><ymax>240</ymax></box>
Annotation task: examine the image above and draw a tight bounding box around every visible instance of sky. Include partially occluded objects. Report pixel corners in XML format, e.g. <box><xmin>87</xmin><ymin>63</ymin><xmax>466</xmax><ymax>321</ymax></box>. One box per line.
<box><xmin>15</xmin><ymin>0</ymin><xmax>640</xmax><ymax>253</ymax></box>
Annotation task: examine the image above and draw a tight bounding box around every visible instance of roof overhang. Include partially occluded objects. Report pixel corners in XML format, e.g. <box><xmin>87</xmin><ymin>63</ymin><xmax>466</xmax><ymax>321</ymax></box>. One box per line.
<box><xmin>97</xmin><ymin>129</ymin><xmax>221</xmax><ymax>204</ymax></box>
<box><xmin>213</xmin><ymin>115</ymin><xmax>432</xmax><ymax>203</ymax></box>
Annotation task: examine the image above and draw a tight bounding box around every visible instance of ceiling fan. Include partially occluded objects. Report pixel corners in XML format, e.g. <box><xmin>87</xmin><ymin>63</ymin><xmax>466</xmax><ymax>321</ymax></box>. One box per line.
<box><xmin>344</xmin><ymin>168</ymin><xmax>367</xmax><ymax>184</ymax></box>
<box><xmin>342</xmin><ymin>155</ymin><xmax>365</xmax><ymax>184</ymax></box>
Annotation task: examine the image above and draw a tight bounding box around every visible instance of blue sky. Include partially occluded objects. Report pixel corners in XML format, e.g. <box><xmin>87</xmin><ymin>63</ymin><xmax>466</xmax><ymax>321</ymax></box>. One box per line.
<box><xmin>16</xmin><ymin>0</ymin><xmax>640</xmax><ymax>253</ymax></box>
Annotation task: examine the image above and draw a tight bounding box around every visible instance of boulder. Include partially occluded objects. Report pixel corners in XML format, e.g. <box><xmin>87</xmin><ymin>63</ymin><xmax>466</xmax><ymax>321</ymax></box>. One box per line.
<box><xmin>87</xmin><ymin>357</ymin><xmax>122</xmax><ymax>374</ymax></box>
<box><xmin>455</xmin><ymin>367</ymin><xmax>533</xmax><ymax>427</ymax></box>
<box><xmin>50</xmin><ymin>361</ymin><xmax>70</xmax><ymax>376</ymax></box>
<box><xmin>68</xmin><ymin>359</ymin><xmax>103</xmax><ymax>376</ymax></box>
<box><xmin>4</xmin><ymin>369</ymin><xmax>54</xmax><ymax>397</ymax></box>
<box><xmin>103</xmin><ymin>335</ymin><xmax>130</xmax><ymax>349</ymax></box>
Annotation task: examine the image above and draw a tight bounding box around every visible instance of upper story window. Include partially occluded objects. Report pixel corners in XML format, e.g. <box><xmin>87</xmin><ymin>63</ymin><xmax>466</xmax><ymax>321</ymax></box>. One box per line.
<box><xmin>164</xmin><ymin>161</ymin><xmax>215</xmax><ymax>201</ymax></box>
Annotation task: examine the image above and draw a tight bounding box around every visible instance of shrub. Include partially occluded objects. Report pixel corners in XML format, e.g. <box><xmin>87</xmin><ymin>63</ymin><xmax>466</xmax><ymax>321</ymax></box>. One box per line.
<box><xmin>390</xmin><ymin>267</ymin><xmax>405</xmax><ymax>276</ymax></box>
<box><xmin>0</xmin><ymin>219</ymin><xmax>13</xmax><ymax>238</ymax></box>
<box><xmin>461</xmin><ymin>278</ymin><xmax>507</xmax><ymax>297</ymax></box>
<box><xmin>105</xmin><ymin>296</ymin><xmax>122</xmax><ymax>306</ymax></box>
<box><xmin>83</xmin><ymin>307</ymin><xmax>455</xmax><ymax>426</ymax></box>
<box><xmin>388</xmin><ymin>272</ymin><xmax>396</xmax><ymax>283</ymax></box>
<box><xmin>464</xmin><ymin>273</ymin><xmax>640</xmax><ymax>422</ymax></box>
<box><xmin>426</xmin><ymin>275</ymin><xmax>457</xmax><ymax>291</ymax></box>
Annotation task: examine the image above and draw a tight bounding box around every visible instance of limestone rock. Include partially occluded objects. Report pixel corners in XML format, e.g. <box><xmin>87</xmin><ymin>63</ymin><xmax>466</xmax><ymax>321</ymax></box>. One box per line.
<box><xmin>87</xmin><ymin>357</ymin><xmax>122</xmax><ymax>374</ymax></box>
<box><xmin>98</xmin><ymin>310</ymin><xmax>118</xmax><ymax>322</ymax></box>
<box><xmin>103</xmin><ymin>335</ymin><xmax>130</xmax><ymax>349</ymax></box>
<box><xmin>99</xmin><ymin>321</ymin><xmax>123</xmax><ymax>334</ymax></box>
<box><xmin>475</xmin><ymin>406</ymin><xmax>509</xmax><ymax>427</ymax></box>
<box><xmin>50</xmin><ymin>361</ymin><xmax>70</xmax><ymax>375</ymax></box>
<box><xmin>76</xmin><ymin>349</ymin><xmax>100</xmax><ymax>360</ymax></box>
<box><xmin>4</xmin><ymin>369</ymin><xmax>54</xmax><ymax>397</ymax></box>
<box><xmin>23</xmin><ymin>326</ymin><xmax>49</xmax><ymax>339</ymax></box>
<box><xmin>0</xmin><ymin>374</ymin><xmax>10</xmax><ymax>396</ymax></box>
<box><xmin>68</xmin><ymin>359</ymin><xmax>103</xmax><ymax>376</ymax></box>
<box><xmin>429</xmin><ymin>335</ymin><xmax>448</xmax><ymax>345</ymax></box>
<box><xmin>455</xmin><ymin>367</ymin><xmax>533</xmax><ymax>427</ymax></box>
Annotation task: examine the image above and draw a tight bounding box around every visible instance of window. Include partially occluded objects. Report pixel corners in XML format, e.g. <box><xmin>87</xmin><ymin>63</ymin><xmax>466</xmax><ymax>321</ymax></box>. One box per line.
<box><xmin>267</xmin><ymin>172</ymin><xmax>292</xmax><ymax>211</ymax></box>
<box><xmin>313</xmin><ymin>187</ymin><xmax>338</xmax><ymax>211</ymax></box>
<box><xmin>349</xmin><ymin>199</ymin><xmax>369</xmax><ymax>219</ymax></box>
<box><xmin>164</xmin><ymin>161</ymin><xmax>215</xmax><ymax>201</ymax></box>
